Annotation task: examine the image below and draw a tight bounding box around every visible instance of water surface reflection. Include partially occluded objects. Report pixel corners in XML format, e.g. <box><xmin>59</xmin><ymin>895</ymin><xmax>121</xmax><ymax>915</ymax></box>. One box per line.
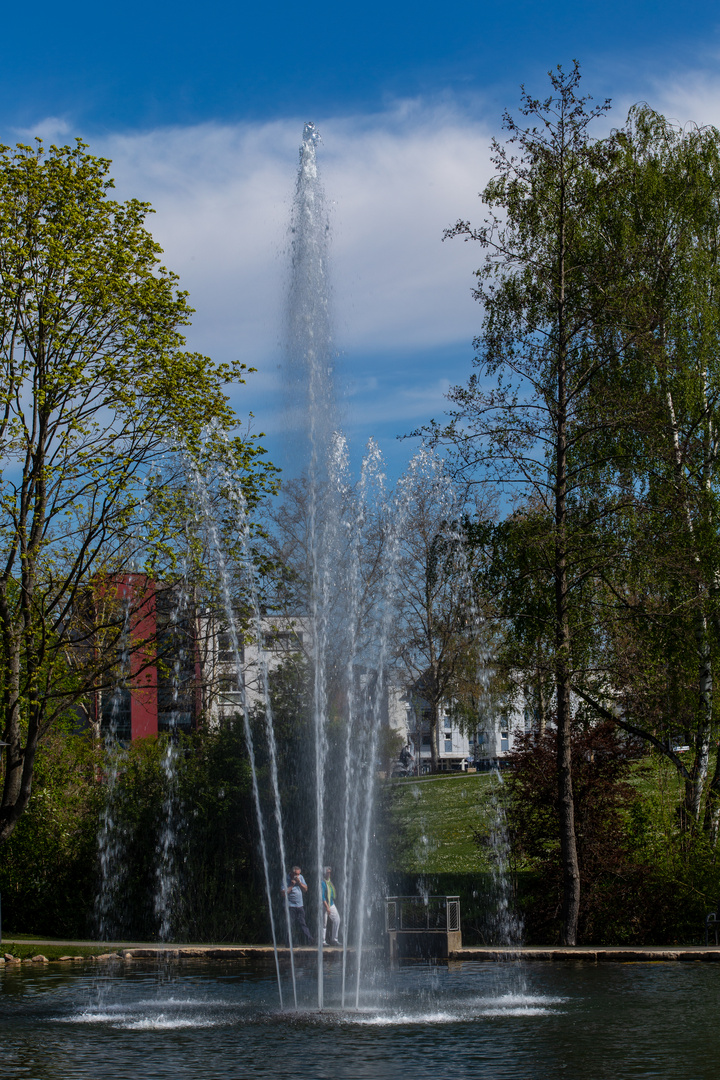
<box><xmin>1</xmin><ymin>959</ymin><xmax>717</xmax><ymax>1079</ymax></box>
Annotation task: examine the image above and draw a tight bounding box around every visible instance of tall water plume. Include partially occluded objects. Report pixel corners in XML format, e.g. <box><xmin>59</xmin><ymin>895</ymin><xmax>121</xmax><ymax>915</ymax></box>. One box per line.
<box><xmin>286</xmin><ymin>121</ymin><xmax>341</xmax><ymax>1009</ymax></box>
<box><xmin>168</xmin><ymin>125</ymin><xmax>372</xmax><ymax>1008</ymax></box>
<box><xmin>280</xmin><ymin>122</ymin><xmax>421</xmax><ymax>1009</ymax></box>
<box><xmin>286</xmin><ymin>121</ymin><xmax>336</xmax><ymax>469</ymax></box>
<box><xmin>160</xmin><ymin>124</ymin><xmax>483</xmax><ymax>1010</ymax></box>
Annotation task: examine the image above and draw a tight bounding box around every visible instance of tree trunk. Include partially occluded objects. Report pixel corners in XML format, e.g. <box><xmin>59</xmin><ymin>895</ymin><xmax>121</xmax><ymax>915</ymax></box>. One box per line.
<box><xmin>0</xmin><ymin>624</ymin><xmax>27</xmax><ymax>844</ymax></box>
<box><xmin>555</xmin><ymin>174</ymin><xmax>581</xmax><ymax>947</ymax></box>
<box><xmin>685</xmin><ymin>611</ymin><xmax>712</xmax><ymax>823</ymax></box>
<box><xmin>704</xmin><ymin>747</ymin><xmax>720</xmax><ymax>845</ymax></box>
<box><xmin>664</xmin><ymin>385</ymin><xmax>714</xmax><ymax>827</ymax></box>
<box><xmin>556</xmin><ymin>658</ymin><xmax>580</xmax><ymax>944</ymax></box>
<box><xmin>533</xmin><ymin>665</ymin><xmax>548</xmax><ymax>736</ymax></box>
<box><xmin>429</xmin><ymin>700</ymin><xmax>439</xmax><ymax>773</ymax></box>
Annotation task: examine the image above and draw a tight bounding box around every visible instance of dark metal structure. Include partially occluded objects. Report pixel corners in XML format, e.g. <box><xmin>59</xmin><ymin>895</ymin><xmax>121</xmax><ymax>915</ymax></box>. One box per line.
<box><xmin>385</xmin><ymin>895</ymin><xmax>461</xmax><ymax>960</ymax></box>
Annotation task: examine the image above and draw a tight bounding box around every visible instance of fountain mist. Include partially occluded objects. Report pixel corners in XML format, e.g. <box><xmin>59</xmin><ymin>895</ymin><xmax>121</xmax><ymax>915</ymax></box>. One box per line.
<box><xmin>95</xmin><ymin>590</ymin><xmax>132</xmax><ymax>940</ymax></box>
<box><xmin>154</xmin><ymin>576</ymin><xmax>190</xmax><ymax>943</ymax></box>
<box><xmin>93</xmin><ymin>122</ymin><xmax>498</xmax><ymax>1007</ymax></box>
<box><xmin>282</xmin><ymin>121</ymin><xmax>410</xmax><ymax>1009</ymax></box>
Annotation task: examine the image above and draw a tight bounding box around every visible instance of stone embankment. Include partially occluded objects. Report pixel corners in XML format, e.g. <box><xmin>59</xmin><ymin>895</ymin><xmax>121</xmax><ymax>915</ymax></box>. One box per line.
<box><xmin>0</xmin><ymin>945</ymin><xmax>340</xmax><ymax>964</ymax></box>
<box><xmin>450</xmin><ymin>946</ymin><xmax>720</xmax><ymax>962</ymax></box>
<box><xmin>3</xmin><ymin>944</ymin><xmax>720</xmax><ymax>964</ymax></box>
<box><xmin>3</xmin><ymin>953</ymin><xmax>51</xmax><ymax>964</ymax></box>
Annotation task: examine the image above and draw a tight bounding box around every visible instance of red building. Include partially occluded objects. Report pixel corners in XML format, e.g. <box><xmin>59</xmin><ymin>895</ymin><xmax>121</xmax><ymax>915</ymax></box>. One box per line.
<box><xmin>98</xmin><ymin>574</ymin><xmax>201</xmax><ymax>741</ymax></box>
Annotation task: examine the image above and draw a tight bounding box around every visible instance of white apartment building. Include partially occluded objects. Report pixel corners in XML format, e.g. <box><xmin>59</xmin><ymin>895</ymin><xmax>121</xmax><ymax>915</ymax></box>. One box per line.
<box><xmin>199</xmin><ymin>614</ymin><xmax>309</xmax><ymax>725</ymax></box>
<box><xmin>390</xmin><ymin>680</ymin><xmax>524</xmax><ymax>774</ymax></box>
<box><xmin>202</xmin><ymin>615</ymin><xmax>525</xmax><ymax>774</ymax></box>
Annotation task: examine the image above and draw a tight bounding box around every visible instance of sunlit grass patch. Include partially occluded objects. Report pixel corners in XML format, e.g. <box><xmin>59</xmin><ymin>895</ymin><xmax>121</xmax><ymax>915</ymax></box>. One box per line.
<box><xmin>389</xmin><ymin>773</ymin><xmax>497</xmax><ymax>873</ymax></box>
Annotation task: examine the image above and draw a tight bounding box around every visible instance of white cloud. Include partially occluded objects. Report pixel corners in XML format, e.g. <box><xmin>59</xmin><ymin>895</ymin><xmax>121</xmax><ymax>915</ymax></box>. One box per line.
<box><xmin>19</xmin><ymin>73</ymin><xmax>720</xmax><ymax>397</ymax></box>
<box><xmin>14</xmin><ymin>116</ymin><xmax>71</xmax><ymax>142</ymax></box>
<box><xmin>88</xmin><ymin>103</ymin><xmax>493</xmax><ymax>376</ymax></box>
<box><xmin>1</xmin><ymin>104</ymin><xmax>494</xmax><ymax>474</ymax></box>
<box><xmin>30</xmin><ymin>79</ymin><xmax>720</xmax><ymax>474</ymax></box>
<box><xmin>611</xmin><ymin>65</ymin><xmax>720</xmax><ymax>131</ymax></box>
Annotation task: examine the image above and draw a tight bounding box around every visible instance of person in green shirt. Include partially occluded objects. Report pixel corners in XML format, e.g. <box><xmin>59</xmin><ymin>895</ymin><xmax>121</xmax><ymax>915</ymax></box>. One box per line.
<box><xmin>321</xmin><ymin>866</ymin><xmax>340</xmax><ymax>945</ymax></box>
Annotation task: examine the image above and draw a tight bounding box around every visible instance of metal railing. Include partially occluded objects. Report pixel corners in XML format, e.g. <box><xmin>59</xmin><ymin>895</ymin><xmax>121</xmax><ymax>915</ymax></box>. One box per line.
<box><xmin>385</xmin><ymin>895</ymin><xmax>460</xmax><ymax>933</ymax></box>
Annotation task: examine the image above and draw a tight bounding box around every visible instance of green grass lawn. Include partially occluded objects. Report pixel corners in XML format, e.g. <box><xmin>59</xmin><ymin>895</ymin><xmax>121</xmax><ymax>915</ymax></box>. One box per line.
<box><xmin>389</xmin><ymin>772</ymin><xmax>498</xmax><ymax>873</ymax></box>
<box><xmin>1</xmin><ymin>939</ymin><xmax>122</xmax><ymax>960</ymax></box>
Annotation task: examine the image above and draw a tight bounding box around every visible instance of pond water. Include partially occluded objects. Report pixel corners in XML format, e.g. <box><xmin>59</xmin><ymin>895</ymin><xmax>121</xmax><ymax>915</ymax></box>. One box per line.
<box><xmin>2</xmin><ymin>958</ymin><xmax>718</xmax><ymax>1080</ymax></box>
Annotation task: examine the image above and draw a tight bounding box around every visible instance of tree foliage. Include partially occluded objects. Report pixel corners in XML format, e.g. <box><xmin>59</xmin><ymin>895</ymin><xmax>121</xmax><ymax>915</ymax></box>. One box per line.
<box><xmin>0</xmin><ymin>139</ymin><xmax>276</xmax><ymax>844</ymax></box>
<box><xmin>431</xmin><ymin>64</ymin><xmax>630</xmax><ymax>942</ymax></box>
<box><xmin>570</xmin><ymin>106</ymin><xmax>720</xmax><ymax>837</ymax></box>
<box><xmin>392</xmin><ymin>453</ymin><xmax>494</xmax><ymax>771</ymax></box>
<box><xmin>432</xmin><ymin>67</ymin><xmax>720</xmax><ymax>941</ymax></box>
<box><xmin>505</xmin><ymin>722</ymin><xmax>720</xmax><ymax>944</ymax></box>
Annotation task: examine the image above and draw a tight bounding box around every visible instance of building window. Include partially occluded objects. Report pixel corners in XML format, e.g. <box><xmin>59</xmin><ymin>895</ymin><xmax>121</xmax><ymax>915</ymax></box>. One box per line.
<box><xmin>218</xmin><ymin>674</ymin><xmax>243</xmax><ymax>708</ymax></box>
<box><xmin>422</xmin><ymin>734</ymin><xmax>432</xmax><ymax>746</ymax></box>
<box><xmin>501</xmin><ymin>732</ymin><xmax>509</xmax><ymax>753</ymax></box>
<box><xmin>444</xmin><ymin>738</ymin><xmax>453</xmax><ymax>753</ymax></box>
<box><xmin>101</xmin><ymin>687</ymin><xmax>131</xmax><ymax>742</ymax></box>
<box><xmin>158</xmin><ymin>687</ymin><xmax>194</xmax><ymax>733</ymax></box>
<box><xmin>263</xmin><ymin>630</ymin><xmax>302</xmax><ymax>652</ymax></box>
<box><xmin>217</xmin><ymin>630</ymin><xmax>236</xmax><ymax>663</ymax></box>
<box><xmin>156</xmin><ymin>590</ymin><xmax>196</xmax><ymax>733</ymax></box>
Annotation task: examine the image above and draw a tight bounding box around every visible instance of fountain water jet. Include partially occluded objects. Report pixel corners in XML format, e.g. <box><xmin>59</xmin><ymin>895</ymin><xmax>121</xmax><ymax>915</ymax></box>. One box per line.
<box><xmin>181</xmin><ymin>123</ymin><xmax>406</xmax><ymax>1010</ymax></box>
<box><xmin>154</xmin><ymin>573</ymin><xmax>191</xmax><ymax>943</ymax></box>
<box><xmin>95</xmin><ymin>590</ymin><xmax>132</xmax><ymax>940</ymax></box>
<box><xmin>90</xmin><ymin>121</ymin><xmax>517</xmax><ymax>1010</ymax></box>
<box><xmin>189</xmin><ymin>461</ymin><xmax>288</xmax><ymax>1008</ymax></box>
<box><xmin>486</xmin><ymin>768</ymin><xmax>524</xmax><ymax>952</ymax></box>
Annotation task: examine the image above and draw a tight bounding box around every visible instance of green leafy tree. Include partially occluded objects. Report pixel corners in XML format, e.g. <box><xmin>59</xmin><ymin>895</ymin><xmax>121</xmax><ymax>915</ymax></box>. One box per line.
<box><xmin>0</xmin><ymin>139</ymin><xmax>275</xmax><ymax>845</ymax></box>
<box><xmin>505</xmin><ymin>721</ymin><xmax>656</xmax><ymax>945</ymax></box>
<box><xmin>571</xmin><ymin>107</ymin><xmax>720</xmax><ymax>837</ymax></box>
<box><xmin>393</xmin><ymin>453</ymin><xmax>493</xmax><ymax>773</ymax></box>
<box><xmin>429</xmin><ymin>65</ymin><xmax>634</xmax><ymax>943</ymax></box>
<box><xmin>481</xmin><ymin>508</ymin><xmax>558</xmax><ymax>737</ymax></box>
<box><xmin>0</xmin><ymin>723</ymin><xmax>102</xmax><ymax>937</ymax></box>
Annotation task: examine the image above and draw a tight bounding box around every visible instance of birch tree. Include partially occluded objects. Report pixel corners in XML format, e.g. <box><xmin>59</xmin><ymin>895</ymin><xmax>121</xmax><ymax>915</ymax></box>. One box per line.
<box><xmin>574</xmin><ymin>108</ymin><xmax>720</xmax><ymax>838</ymax></box>
<box><xmin>430</xmin><ymin>65</ymin><xmax>630</xmax><ymax>944</ymax></box>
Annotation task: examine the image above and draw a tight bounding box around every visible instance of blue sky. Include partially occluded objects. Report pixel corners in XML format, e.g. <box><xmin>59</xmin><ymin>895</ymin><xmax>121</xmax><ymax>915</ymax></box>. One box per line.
<box><xmin>4</xmin><ymin>2</ymin><xmax>720</xmax><ymax>480</ymax></box>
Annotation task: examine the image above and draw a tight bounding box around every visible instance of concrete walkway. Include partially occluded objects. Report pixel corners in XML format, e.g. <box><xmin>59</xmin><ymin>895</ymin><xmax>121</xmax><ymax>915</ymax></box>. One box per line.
<box><xmin>1</xmin><ymin>939</ymin><xmax>342</xmax><ymax>959</ymax></box>
<box><xmin>451</xmin><ymin>946</ymin><xmax>720</xmax><ymax>962</ymax></box>
<box><xmin>4</xmin><ymin>939</ymin><xmax>720</xmax><ymax>962</ymax></box>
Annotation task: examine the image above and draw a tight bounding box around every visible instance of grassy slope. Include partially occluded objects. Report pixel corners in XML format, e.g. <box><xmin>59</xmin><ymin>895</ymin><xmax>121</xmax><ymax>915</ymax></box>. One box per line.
<box><xmin>388</xmin><ymin>755</ymin><xmax>699</xmax><ymax>878</ymax></box>
<box><xmin>389</xmin><ymin>773</ymin><xmax>497</xmax><ymax>874</ymax></box>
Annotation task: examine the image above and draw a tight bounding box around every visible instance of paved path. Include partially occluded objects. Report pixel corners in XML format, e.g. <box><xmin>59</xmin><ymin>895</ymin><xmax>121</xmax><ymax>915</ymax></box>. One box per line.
<box><xmin>391</xmin><ymin>773</ymin><xmax>487</xmax><ymax>784</ymax></box>
<box><xmin>4</xmin><ymin>939</ymin><xmax>720</xmax><ymax>962</ymax></box>
<box><xmin>2</xmin><ymin>938</ymin><xmax>272</xmax><ymax>950</ymax></box>
<box><xmin>1</xmin><ymin>939</ymin><xmax>342</xmax><ymax>959</ymax></box>
<box><xmin>451</xmin><ymin>946</ymin><xmax>720</xmax><ymax>962</ymax></box>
